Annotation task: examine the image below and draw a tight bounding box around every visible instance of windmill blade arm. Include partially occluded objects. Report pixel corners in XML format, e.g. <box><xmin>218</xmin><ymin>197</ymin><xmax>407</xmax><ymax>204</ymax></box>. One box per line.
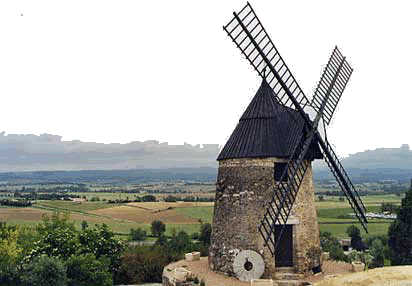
<box><xmin>316</xmin><ymin>133</ymin><xmax>368</xmax><ymax>232</ymax></box>
<box><xmin>312</xmin><ymin>47</ymin><xmax>354</xmax><ymax>126</ymax></box>
<box><xmin>223</xmin><ymin>3</ymin><xmax>310</xmax><ymax>109</ymax></box>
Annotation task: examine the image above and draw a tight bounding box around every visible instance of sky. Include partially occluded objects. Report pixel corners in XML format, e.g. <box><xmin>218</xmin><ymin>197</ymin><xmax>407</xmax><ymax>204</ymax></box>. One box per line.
<box><xmin>0</xmin><ymin>1</ymin><xmax>412</xmax><ymax>171</ymax></box>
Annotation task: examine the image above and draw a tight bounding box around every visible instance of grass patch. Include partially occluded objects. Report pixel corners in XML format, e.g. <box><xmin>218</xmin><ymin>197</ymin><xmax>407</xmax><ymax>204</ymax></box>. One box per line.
<box><xmin>174</xmin><ymin>206</ymin><xmax>213</xmax><ymax>223</ymax></box>
<box><xmin>319</xmin><ymin>222</ymin><xmax>390</xmax><ymax>238</ymax></box>
<box><xmin>35</xmin><ymin>200</ymin><xmax>114</xmax><ymax>212</ymax></box>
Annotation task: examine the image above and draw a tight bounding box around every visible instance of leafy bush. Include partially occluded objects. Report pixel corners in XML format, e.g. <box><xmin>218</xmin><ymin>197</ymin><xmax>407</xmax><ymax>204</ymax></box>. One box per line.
<box><xmin>348</xmin><ymin>250</ymin><xmax>373</xmax><ymax>267</ymax></box>
<box><xmin>199</xmin><ymin>223</ymin><xmax>211</xmax><ymax>245</ymax></box>
<box><xmin>120</xmin><ymin>245</ymin><xmax>180</xmax><ymax>284</ymax></box>
<box><xmin>191</xmin><ymin>232</ymin><xmax>199</xmax><ymax>240</ymax></box>
<box><xmin>320</xmin><ymin>231</ymin><xmax>348</xmax><ymax>262</ymax></box>
<box><xmin>0</xmin><ymin>199</ymin><xmax>31</xmax><ymax>207</ymax></box>
<box><xmin>329</xmin><ymin>244</ymin><xmax>348</xmax><ymax>262</ymax></box>
<box><xmin>65</xmin><ymin>253</ymin><xmax>112</xmax><ymax>286</ymax></box>
<box><xmin>346</xmin><ymin>225</ymin><xmax>365</xmax><ymax>251</ymax></box>
<box><xmin>130</xmin><ymin>228</ymin><xmax>147</xmax><ymax>241</ymax></box>
<box><xmin>369</xmin><ymin>239</ymin><xmax>385</xmax><ymax>268</ymax></box>
<box><xmin>90</xmin><ymin>196</ymin><xmax>100</xmax><ymax>202</ymax></box>
<box><xmin>164</xmin><ymin>196</ymin><xmax>179</xmax><ymax>202</ymax></box>
<box><xmin>0</xmin><ymin>227</ymin><xmax>23</xmax><ymax>285</ymax></box>
<box><xmin>151</xmin><ymin>220</ymin><xmax>166</xmax><ymax>237</ymax></box>
<box><xmin>22</xmin><ymin>255</ymin><xmax>67</xmax><ymax>286</ymax></box>
<box><xmin>388</xmin><ymin>188</ymin><xmax>412</xmax><ymax>265</ymax></box>
<box><xmin>142</xmin><ymin>195</ymin><xmax>156</xmax><ymax>202</ymax></box>
<box><xmin>168</xmin><ymin>230</ymin><xmax>192</xmax><ymax>253</ymax></box>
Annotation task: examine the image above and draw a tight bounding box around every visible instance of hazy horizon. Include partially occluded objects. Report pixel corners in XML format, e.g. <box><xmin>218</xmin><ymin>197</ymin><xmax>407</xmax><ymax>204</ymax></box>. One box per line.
<box><xmin>0</xmin><ymin>132</ymin><xmax>411</xmax><ymax>173</ymax></box>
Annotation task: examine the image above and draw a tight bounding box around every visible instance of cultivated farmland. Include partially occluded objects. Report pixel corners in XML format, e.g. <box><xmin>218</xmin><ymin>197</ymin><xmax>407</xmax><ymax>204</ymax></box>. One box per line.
<box><xmin>0</xmin><ymin>194</ymin><xmax>401</xmax><ymax>239</ymax></box>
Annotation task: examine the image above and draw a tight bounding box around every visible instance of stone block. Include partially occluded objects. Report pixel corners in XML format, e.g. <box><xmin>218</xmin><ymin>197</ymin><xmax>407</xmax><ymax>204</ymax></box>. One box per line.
<box><xmin>251</xmin><ymin>279</ymin><xmax>275</xmax><ymax>286</ymax></box>
<box><xmin>174</xmin><ymin>267</ymin><xmax>191</xmax><ymax>281</ymax></box>
<box><xmin>351</xmin><ymin>261</ymin><xmax>365</xmax><ymax>272</ymax></box>
<box><xmin>185</xmin><ymin>252</ymin><xmax>200</xmax><ymax>261</ymax></box>
<box><xmin>321</xmin><ymin>252</ymin><xmax>329</xmax><ymax>261</ymax></box>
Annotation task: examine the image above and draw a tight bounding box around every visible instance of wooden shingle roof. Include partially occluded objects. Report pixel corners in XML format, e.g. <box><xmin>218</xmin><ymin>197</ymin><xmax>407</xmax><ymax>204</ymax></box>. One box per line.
<box><xmin>217</xmin><ymin>80</ymin><xmax>323</xmax><ymax>161</ymax></box>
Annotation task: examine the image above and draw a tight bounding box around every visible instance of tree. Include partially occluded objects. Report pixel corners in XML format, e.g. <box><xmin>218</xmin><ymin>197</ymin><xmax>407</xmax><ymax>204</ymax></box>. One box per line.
<box><xmin>81</xmin><ymin>220</ymin><xmax>88</xmax><ymax>230</ymax></box>
<box><xmin>142</xmin><ymin>195</ymin><xmax>156</xmax><ymax>202</ymax></box>
<box><xmin>199</xmin><ymin>223</ymin><xmax>212</xmax><ymax>245</ymax></box>
<box><xmin>0</xmin><ymin>227</ymin><xmax>23</xmax><ymax>284</ymax></box>
<box><xmin>90</xmin><ymin>196</ymin><xmax>100</xmax><ymax>202</ymax></box>
<box><xmin>369</xmin><ymin>239</ymin><xmax>385</xmax><ymax>268</ymax></box>
<box><xmin>318</xmin><ymin>195</ymin><xmax>324</xmax><ymax>202</ymax></box>
<box><xmin>168</xmin><ymin>230</ymin><xmax>192</xmax><ymax>253</ymax></box>
<box><xmin>130</xmin><ymin>228</ymin><xmax>147</xmax><ymax>241</ymax></box>
<box><xmin>164</xmin><ymin>196</ymin><xmax>178</xmax><ymax>202</ymax></box>
<box><xmin>346</xmin><ymin>225</ymin><xmax>364</xmax><ymax>251</ymax></box>
<box><xmin>65</xmin><ymin>253</ymin><xmax>112</xmax><ymax>286</ymax></box>
<box><xmin>78</xmin><ymin>224</ymin><xmax>125</xmax><ymax>284</ymax></box>
<box><xmin>151</xmin><ymin>220</ymin><xmax>166</xmax><ymax>237</ymax></box>
<box><xmin>388</xmin><ymin>187</ymin><xmax>412</xmax><ymax>265</ymax></box>
<box><xmin>320</xmin><ymin>231</ymin><xmax>347</xmax><ymax>262</ymax></box>
<box><xmin>22</xmin><ymin>255</ymin><xmax>67</xmax><ymax>286</ymax></box>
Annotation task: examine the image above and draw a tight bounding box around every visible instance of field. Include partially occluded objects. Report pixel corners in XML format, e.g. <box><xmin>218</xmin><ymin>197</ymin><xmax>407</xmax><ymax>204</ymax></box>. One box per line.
<box><xmin>0</xmin><ymin>194</ymin><xmax>400</xmax><ymax>239</ymax></box>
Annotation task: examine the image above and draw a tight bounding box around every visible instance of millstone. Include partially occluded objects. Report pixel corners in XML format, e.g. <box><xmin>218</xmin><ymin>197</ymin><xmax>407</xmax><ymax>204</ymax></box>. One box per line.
<box><xmin>233</xmin><ymin>250</ymin><xmax>265</xmax><ymax>281</ymax></box>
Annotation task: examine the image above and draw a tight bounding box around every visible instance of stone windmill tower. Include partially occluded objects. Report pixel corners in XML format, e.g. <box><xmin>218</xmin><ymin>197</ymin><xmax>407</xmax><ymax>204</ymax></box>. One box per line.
<box><xmin>209</xmin><ymin>2</ymin><xmax>368</xmax><ymax>281</ymax></box>
<box><xmin>209</xmin><ymin>79</ymin><xmax>323</xmax><ymax>279</ymax></box>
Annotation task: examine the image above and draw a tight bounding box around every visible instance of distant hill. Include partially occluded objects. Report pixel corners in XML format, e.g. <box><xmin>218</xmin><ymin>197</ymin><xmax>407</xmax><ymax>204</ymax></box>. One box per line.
<box><xmin>313</xmin><ymin>144</ymin><xmax>412</xmax><ymax>183</ymax></box>
<box><xmin>314</xmin><ymin>167</ymin><xmax>412</xmax><ymax>183</ymax></box>
<box><xmin>0</xmin><ymin>167</ymin><xmax>218</xmax><ymax>185</ymax></box>
<box><xmin>2</xmin><ymin>144</ymin><xmax>412</xmax><ymax>185</ymax></box>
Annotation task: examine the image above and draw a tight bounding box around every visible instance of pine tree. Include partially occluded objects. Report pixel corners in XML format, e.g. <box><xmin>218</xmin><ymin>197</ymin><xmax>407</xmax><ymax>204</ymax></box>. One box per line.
<box><xmin>388</xmin><ymin>188</ymin><xmax>412</xmax><ymax>265</ymax></box>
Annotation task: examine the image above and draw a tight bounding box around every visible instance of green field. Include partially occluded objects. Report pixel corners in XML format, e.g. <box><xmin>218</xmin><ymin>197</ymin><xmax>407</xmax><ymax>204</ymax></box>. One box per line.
<box><xmin>1</xmin><ymin>194</ymin><xmax>401</xmax><ymax>240</ymax></box>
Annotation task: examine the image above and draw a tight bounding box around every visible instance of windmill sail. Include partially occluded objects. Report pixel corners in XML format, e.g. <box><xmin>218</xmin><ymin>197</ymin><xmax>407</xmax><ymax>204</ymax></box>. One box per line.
<box><xmin>223</xmin><ymin>2</ymin><xmax>368</xmax><ymax>255</ymax></box>
<box><xmin>223</xmin><ymin>3</ymin><xmax>310</xmax><ymax>110</ymax></box>
<box><xmin>311</xmin><ymin>47</ymin><xmax>354</xmax><ymax>125</ymax></box>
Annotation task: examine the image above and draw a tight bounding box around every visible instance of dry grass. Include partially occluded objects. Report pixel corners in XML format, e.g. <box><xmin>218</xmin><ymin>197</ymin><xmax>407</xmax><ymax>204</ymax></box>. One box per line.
<box><xmin>126</xmin><ymin>201</ymin><xmax>214</xmax><ymax>211</ymax></box>
<box><xmin>90</xmin><ymin>205</ymin><xmax>201</xmax><ymax>224</ymax></box>
<box><xmin>314</xmin><ymin>266</ymin><xmax>412</xmax><ymax>286</ymax></box>
<box><xmin>0</xmin><ymin>207</ymin><xmax>51</xmax><ymax>221</ymax></box>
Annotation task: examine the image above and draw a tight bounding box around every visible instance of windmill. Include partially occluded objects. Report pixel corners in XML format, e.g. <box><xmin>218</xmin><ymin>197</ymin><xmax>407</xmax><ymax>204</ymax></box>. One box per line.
<box><xmin>209</xmin><ymin>2</ymin><xmax>368</xmax><ymax>281</ymax></box>
<box><xmin>223</xmin><ymin>1</ymin><xmax>367</xmax><ymax>260</ymax></box>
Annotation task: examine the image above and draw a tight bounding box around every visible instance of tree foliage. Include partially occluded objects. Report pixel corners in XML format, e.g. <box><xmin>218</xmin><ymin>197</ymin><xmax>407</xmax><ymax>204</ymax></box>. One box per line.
<box><xmin>319</xmin><ymin>231</ymin><xmax>347</xmax><ymax>262</ymax></box>
<box><xmin>22</xmin><ymin>255</ymin><xmax>67</xmax><ymax>286</ymax></box>
<box><xmin>388</xmin><ymin>187</ymin><xmax>412</xmax><ymax>265</ymax></box>
<box><xmin>130</xmin><ymin>228</ymin><xmax>147</xmax><ymax>241</ymax></box>
<box><xmin>346</xmin><ymin>225</ymin><xmax>364</xmax><ymax>251</ymax></box>
<box><xmin>199</xmin><ymin>223</ymin><xmax>211</xmax><ymax>245</ymax></box>
<box><xmin>65</xmin><ymin>253</ymin><xmax>112</xmax><ymax>286</ymax></box>
<box><xmin>151</xmin><ymin>220</ymin><xmax>166</xmax><ymax>237</ymax></box>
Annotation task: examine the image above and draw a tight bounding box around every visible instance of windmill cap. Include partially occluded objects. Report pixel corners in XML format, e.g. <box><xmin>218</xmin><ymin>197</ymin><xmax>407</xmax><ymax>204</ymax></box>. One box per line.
<box><xmin>217</xmin><ymin>79</ymin><xmax>323</xmax><ymax>161</ymax></box>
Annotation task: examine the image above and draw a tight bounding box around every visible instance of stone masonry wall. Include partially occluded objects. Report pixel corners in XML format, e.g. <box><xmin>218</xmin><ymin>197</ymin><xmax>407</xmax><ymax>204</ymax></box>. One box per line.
<box><xmin>208</xmin><ymin>157</ymin><xmax>321</xmax><ymax>278</ymax></box>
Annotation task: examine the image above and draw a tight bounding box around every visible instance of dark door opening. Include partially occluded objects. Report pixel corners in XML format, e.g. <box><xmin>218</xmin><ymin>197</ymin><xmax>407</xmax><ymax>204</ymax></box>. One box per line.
<box><xmin>275</xmin><ymin>224</ymin><xmax>293</xmax><ymax>267</ymax></box>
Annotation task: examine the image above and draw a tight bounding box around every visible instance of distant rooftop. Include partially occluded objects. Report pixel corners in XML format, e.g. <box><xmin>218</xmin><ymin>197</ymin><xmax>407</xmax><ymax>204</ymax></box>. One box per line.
<box><xmin>217</xmin><ymin>79</ymin><xmax>323</xmax><ymax>161</ymax></box>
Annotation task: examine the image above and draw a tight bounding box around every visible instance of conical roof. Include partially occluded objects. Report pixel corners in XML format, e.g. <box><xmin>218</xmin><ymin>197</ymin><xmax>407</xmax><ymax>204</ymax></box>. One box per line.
<box><xmin>217</xmin><ymin>80</ymin><xmax>323</xmax><ymax>161</ymax></box>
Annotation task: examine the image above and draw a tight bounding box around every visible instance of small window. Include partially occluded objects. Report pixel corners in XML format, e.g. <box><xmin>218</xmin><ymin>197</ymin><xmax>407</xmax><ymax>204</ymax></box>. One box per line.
<box><xmin>274</xmin><ymin>163</ymin><xmax>288</xmax><ymax>182</ymax></box>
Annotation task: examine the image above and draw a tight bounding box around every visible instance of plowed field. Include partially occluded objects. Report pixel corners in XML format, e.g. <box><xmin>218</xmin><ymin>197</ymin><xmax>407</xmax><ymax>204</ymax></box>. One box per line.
<box><xmin>90</xmin><ymin>205</ymin><xmax>200</xmax><ymax>224</ymax></box>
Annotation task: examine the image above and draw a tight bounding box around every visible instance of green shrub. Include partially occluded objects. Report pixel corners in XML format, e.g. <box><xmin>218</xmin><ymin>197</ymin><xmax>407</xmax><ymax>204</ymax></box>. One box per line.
<box><xmin>329</xmin><ymin>244</ymin><xmax>347</xmax><ymax>262</ymax></box>
<box><xmin>151</xmin><ymin>220</ymin><xmax>166</xmax><ymax>237</ymax></box>
<box><xmin>23</xmin><ymin>255</ymin><xmax>67</xmax><ymax>286</ymax></box>
<box><xmin>191</xmin><ymin>232</ymin><xmax>199</xmax><ymax>240</ymax></box>
<box><xmin>348</xmin><ymin>250</ymin><xmax>372</xmax><ymax>267</ymax></box>
<box><xmin>199</xmin><ymin>223</ymin><xmax>211</xmax><ymax>245</ymax></box>
<box><xmin>130</xmin><ymin>228</ymin><xmax>147</xmax><ymax>241</ymax></box>
<box><xmin>65</xmin><ymin>253</ymin><xmax>112</xmax><ymax>286</ymax></box>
